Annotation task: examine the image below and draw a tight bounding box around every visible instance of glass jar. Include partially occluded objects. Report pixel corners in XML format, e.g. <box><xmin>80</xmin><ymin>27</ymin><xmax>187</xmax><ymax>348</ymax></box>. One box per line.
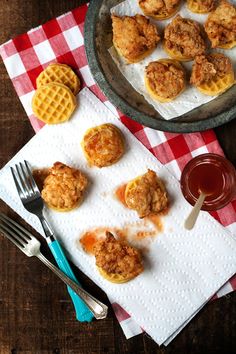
<box><xmin>180</xmin><ymin>153</ymin><xmax>236</xmax><ymax>211</ymax></box>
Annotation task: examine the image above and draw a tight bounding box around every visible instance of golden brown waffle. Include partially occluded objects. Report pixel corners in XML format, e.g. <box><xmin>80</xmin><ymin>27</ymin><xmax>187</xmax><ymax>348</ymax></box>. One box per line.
<box><xmin>196</xmin><ymin>72</ymin><xmax>235</xmax><ymax>96</ymax></box>
<box><xmin>81</xmin><ymin>123</ymin><xmax>125</xmax><ymax>167</ymax></box>
<box><xmin>32</xmin><ymin>82</ymin><xmax>76</xmax><ymax>124</ymax></box>
<box><xmin>145</xmin><ymin>59</ymin><xmax>186</xmax><ymax>102</ymax></box>
<box><xmin>163</xmin><ymin>40</ymin><xmax>193</xmax><ymax>61</ymax></box>
<box><xmin>36</xmin><ymin>63</ymin><xmax>80</xmax><ymax>95</ymax></box>
<box><xmin>139</xmin><ymin>0</ymin><xmax>180</xmax><ymax>20</ymax></box>
<box><xmin>97</xmin><ymin>266</ymin><xmax>134</xmax><ymax>283</ymax></box>
<box><xmin>187</xmin><ymin>0</ymin><xmax>215</xmax><ymax>13</ymax></box>
<box><xmin>217</xmin><ymin>40</ymin><xmax>236</xmax><ymax>49</ymax></box>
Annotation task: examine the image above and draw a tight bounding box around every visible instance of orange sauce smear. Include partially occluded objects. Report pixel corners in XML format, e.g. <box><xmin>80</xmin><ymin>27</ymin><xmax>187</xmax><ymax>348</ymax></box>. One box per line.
<box><xmin>114</xmin><ymin>184</ymin><xmax>127</xmax><ymax>207</ymax></box>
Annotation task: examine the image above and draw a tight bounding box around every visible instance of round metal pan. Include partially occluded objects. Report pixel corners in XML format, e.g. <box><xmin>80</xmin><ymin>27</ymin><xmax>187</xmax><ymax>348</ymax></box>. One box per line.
<box><xmin>84</xmin><ymin>0</ymin><xmax>236</xmax><ymax>133</ymax></box>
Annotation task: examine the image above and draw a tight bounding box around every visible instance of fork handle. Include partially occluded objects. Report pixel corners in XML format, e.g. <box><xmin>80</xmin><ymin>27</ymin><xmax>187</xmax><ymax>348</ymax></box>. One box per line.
<box><xmin>49</xmin><ymin>240</ymin><xmax>94</xmax><ymax>322</ymax></box>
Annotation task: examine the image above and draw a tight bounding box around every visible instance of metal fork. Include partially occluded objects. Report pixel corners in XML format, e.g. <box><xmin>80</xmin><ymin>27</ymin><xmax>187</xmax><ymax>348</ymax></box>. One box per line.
<box><xmin>11</xmin><ymin>160</ymin><xmax>94</xmax><ymax>322</ymax></box>
<box><xmin>0</xmin><ymin>213</ymin><xmax>108</xmax><ymax>320</ymax></box>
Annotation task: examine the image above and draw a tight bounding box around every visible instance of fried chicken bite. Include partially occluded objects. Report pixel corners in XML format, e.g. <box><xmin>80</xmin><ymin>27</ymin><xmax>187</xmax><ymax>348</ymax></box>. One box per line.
<box><xmin>145</xmin><ymin>58</ymin><xmax>186</xmax><ymax>102</ymax></box>
<box><xmin>139</xmin><ymin>0</ymin><xmax>181</xmax><ymax>20</ymax></box>
<box><xmin>112</xmin><ymin>14</ymin><xmax>160</xmax><ymax>63</ymax></box>
<box><xmin>41</xmin><ymin>162</ymin><xmax>88</xmax><ymax>212</ymax></box>
<box><xmin>204</xmin><ymin>0</ymin><xmax>236</xmax><ymax>49</ymax></box>
<box><xmin>164</xmin><ymin>15</ymin><xmax>206</xmax><ymax>61</ymax></box>
<box><xmin>187</xmin><ymin>0</ymin><xmax>216</xmax><ymax>14</ymax></box>
<box><xmin>125</xmin><ymin>169</ymin><xmax>168</xmax><ymax>218</ymax></box>
<box><xmin>190</xmin><ymin>53</ymin><xmax>235</xmax><ymax>95</ymax></box>
<box><xmin>81</xmin><ymin>123</ymin><xmax>125</xmax><ymax>168</ymax></box>
<box><xmin>94</xmin><ymin>232</ymin><xmax>143</xmax><ymax>283</ymax></box>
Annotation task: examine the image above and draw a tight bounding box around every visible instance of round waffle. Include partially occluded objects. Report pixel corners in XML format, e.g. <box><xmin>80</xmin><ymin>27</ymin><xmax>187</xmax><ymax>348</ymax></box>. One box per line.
<box><xmin>163</xmin><ymin>40</ymin><xmax>193</xmax><ymax>61</ymax></box>
<box><xmin>187</xmin><ymin>0</ymin><xmax>215</xmax><ymax>14</ymax></box>
<box><xmin>32</xmin><ymin>82</ymin><xmax>76</xmax><ymax>124</ymax></box>
<box><xmin>81</xmin><ymin>123</ymin><xmax>125</xmax><ymax>167</ymax></box>
<box><xmin>36</xmin><ymin>63</ymin><xmax>80</xmax><ymax>95</ymax></box>
<box><xmin>139</xmin><ymin>0</ymin><xmax>180</xmax><ymax>20</ymax></box>
<box><xmin>97</xmin><ymin>266</ymin><xmax>134</xmax><ymax>283</ymax></box>
<box><xmin>145</xmin><ymin>58</ymin><xmax>186</xmax><ymax>102</ymax></box>
<box><xmin>192</xmin><ymin>53</ymin><xmax>235</xmax><ymax>96</ymax></box>
<box><xmin>195</xmin><ymin>72</ymin><xmax>235</xmax><ymax>96</ymax></box>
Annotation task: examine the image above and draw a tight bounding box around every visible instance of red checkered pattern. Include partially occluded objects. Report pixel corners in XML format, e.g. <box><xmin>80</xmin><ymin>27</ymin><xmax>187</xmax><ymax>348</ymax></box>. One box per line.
<box><xmin>1</xmin><ymin>3</ymin><xmax>236</xmax><ymax>339</ymax></box>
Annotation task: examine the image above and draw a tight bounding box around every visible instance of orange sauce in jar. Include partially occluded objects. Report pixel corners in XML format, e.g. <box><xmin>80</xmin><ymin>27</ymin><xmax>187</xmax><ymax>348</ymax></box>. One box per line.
<box><xmin>181</xmin><ymin>154</ymin><xmax>236</xmax><ymax>211</ymax></box>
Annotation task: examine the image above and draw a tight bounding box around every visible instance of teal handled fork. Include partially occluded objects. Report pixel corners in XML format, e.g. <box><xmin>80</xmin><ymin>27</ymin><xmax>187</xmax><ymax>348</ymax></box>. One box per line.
<box><xmin>0</xmin><ymin>213</ymin><xmax>108</xmax><ymax>320</ymax></box>
<box><xmin>10</xmin><ymin>160</ymin><xmax>94</xmax><ymax>322</ymax></box>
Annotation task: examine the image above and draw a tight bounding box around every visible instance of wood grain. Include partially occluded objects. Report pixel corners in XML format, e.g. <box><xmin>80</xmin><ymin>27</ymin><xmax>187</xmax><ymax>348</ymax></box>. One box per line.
<box><xmin>0</xmin><ymin>1</ymin><xmax>236</xmax><ymax>353</ymax></box>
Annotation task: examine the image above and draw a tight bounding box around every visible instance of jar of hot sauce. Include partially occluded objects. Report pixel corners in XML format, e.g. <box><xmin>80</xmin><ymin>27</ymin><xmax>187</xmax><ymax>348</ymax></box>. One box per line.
<box><xmin>180</xmin><ymin>153</ymin><xmax>236</xmax><ymax>211</ymax></box>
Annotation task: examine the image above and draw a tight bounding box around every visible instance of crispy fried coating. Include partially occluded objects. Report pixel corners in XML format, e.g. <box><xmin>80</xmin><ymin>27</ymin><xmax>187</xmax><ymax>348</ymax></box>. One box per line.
<box><xmin>187</xmin><ymin>0</ymin><xmax>216</xmax><ymax>13</ymax></box>
<box><xmin>164</xmin><ymin>15</ymin><xmax>206</xmax><ymax>59</ymax></box>
<box><xmin>81</xmin><ymin>124</ymin><xmax>125</xmax><ymax>168</ymax></box>
<box><xmin>190</xmin><ymin>53</ymin><xmax>233</xmax><ymax>86</ymax></box>
<box><xmin>145</xmin><ymin>59</ymin><xmax>185</xmax><ymax>101</ymax></box>
<box><xmin>112</xmin><ymin>14</ymin><xmax>160</xmax><ymax>63</ymax></box>
<box><xmin>41</xmin><ymin>162</ymin><xmax>88</xmax><ymax>211</ymax></box>
<box><xmin>125</xmin><ymin>169</ymin><xmax>168</xmax><ymax>218</ymax></box>
<box><xmin>139</xmin><ymin>0</ymin><xmax>180</xmax><ymax>19</ymax></box>
<box><xmin>204</xmin><ymin>0</ymin><xmax>236</xmax><ymax>48</ymax></box>
<box><xmin>94</xmin><ymin>232</ymin><xmax>143</xmax><ymax>283</ymax></box>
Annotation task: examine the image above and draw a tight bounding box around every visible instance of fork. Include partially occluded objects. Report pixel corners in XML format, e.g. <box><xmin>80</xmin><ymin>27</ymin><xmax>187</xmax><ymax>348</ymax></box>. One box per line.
<box><xmin>0</xmin><ymin>213</ymin><xmax>108</xmax><ymax>320</ymax></box>
<box><xmin>11</xmin><ymin>160</ymin><xmax>94</xmax><ymax>322</ymax></box>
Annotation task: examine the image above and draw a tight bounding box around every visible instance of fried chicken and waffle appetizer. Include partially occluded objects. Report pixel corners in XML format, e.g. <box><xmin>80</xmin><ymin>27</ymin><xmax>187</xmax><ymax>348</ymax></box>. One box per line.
<box><xmin>125</xmin><ymin>169</ymin><xmax>168</xmax><ymax>218</ymax></box>
<box><xmin>204</xmin><ymin>0</ymin><xmax>236</xmax><ymax>49</ymax></box>
<box><xmin>111</xmin><ymin>14</ymin><xmax>160</xmax><ymax>63</ymax></box>
<box><xmin>138</xmin><ymin>0</ymin><xmax>181</xmax><ymax>20</ymax></box>
<box><xmin>187</xmin><ymin>0</ymin><xmax>216</xmax><ymax>14</ymax></box>
<box><xmin>190</xmin><ymin>53</ymin><xmax>235</xmax><ymax>96</ymax></box>
<box><xmin>164</xmin><ymin>15</ymin><xmax>206</xmax><ymax>61</ymax></box>
<box><xmin>145</xmin><ymin>58</ymin><xmax>186</xmax><ymax>102</ymax></box>
<box><xmin>94</xmin><ymin>232</ymin><xmax>143</xmax><ymax>283</ymax></box>
<box><xmin>41</xmin><ymin>162</ymin><xmax>88</xmax><ymax>212</ymax></box>
<box><xmin>81</xmin><ymin>123</ymin><xmax>125</xmax><ymax>168</ymax></box>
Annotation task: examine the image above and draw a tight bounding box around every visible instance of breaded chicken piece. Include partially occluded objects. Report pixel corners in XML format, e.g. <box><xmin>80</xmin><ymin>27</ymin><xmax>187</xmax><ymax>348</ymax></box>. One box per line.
<box><xmin>41</xmin><ymin>162</ymin><xmax>88</xmax><ymax>211</ymax></box>
<box><xmin>205</xmin><ymin>0</ymin><xmax>236</xmax><ymax>48</ymax></box>
<box><xmin>139</xmin><ymin>0</ymin><xmax>180</xmax><ymax>19</ymax></box>
<box><xmin>125</xmin><ymin>169</ymin><xmax>168</xmax><ymax>218</ymax></box>
<box><xmin>187</xmin><ymin>0</ymin><xmax>216</xmax><ymax>13</ymax></box>
<box><xmin>94</xmin><ymin>232</ymin><xmax>143</xmax><ymax>283</ymax></box>
<box><xmin>112</xmin><ymin>14</ymin><xmax>160</xmax><ymax>63</ymax></box>
<box><xmin>190</xmin><ymin>53</ymin><xmax>233</xmax><ymax>86</ymax></box>
<box><xmin>145</xmin><ymin>59</ymin><xmax>185</xmax><ymax>102</ymax></box>
<box><xmin>81</xmin><ymin>123</ymin><xmax>125</xmax><ymax>168</ymax></box>
<box><xmin>164</xmin><ymin>15</ymin><xmax>206</xmax><ymax>60</ymax></box>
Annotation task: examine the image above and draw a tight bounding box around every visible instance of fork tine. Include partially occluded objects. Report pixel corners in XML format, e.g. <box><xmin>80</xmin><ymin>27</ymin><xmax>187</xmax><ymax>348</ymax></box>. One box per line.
<box><xmin>0</xmin><ymin>213</ymin><xmax>32</xmax><ymax>242</ymax></box>
<box><xmin>0</xmin><ymin>224</ymin><xmax>24</xmax><ymax>249</ymax></box>
<box><xmin>24</xmin><ymin>160</ymin><xmax>40</xmax><ymax>194</ymax></box>
<box><xmin>10</xmin><ymin>166</ymin><xmax>26</xmax><ymax>200</ymax></box>
<box><xmin>18</xmin><ymin>162</ymin><xmax>32</xmax><ymax>197</ymax></box>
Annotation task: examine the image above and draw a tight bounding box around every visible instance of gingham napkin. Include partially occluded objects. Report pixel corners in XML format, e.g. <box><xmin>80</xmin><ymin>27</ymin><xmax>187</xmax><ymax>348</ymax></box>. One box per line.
<box><xmin>0</xmin><ymin>3</ymin><xmax>236</xmax><ymax>341</ymax></box>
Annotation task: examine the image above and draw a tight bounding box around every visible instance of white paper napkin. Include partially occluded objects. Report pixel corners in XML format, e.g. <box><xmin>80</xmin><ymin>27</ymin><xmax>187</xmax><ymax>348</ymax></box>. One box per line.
<box><xmin>0</xmin><ymin>88</ymin><xmax>236</xmax><ymax>345</ymax></box>
<box><xmin>110</xmin><ymin>0</ymin><xmax>236</xmax><ymax>119</ymax></box>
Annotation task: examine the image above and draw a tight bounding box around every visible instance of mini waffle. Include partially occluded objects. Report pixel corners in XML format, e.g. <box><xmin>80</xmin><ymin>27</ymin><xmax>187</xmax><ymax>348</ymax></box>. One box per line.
<box><xmin>187</xmin><ymin>0</ymin><xmax>216</xmax><ymax>14</ymax></box>
<box><xmin>32</xmin><ymin>82</ymin><xmax>76</xmax><ymax>124</ymax></box>
<box><xmin>196</xmin><ymin>72</ymin><xmax>235</xmax><ymax>96</ymax></box>
<box><xmin>36</xmin><ymin>63</ymin><xmax>80</xmax><ymax>95</ymax></box>
<box><xmin>81</xmin><ymin>123</ymin><xmax>125</xmax><ymax>168</ymax></box>
<box><xmin>163</xmin><ymin>40</ymin><xmax>193</xmax><ymax>62</ymax></box>
<box><xmin>139</xmin><ymin>0</ymin><xmax>180</xmax><ymax>20</ymax></box>
<box><xmin>145</xmin><ymin>58</ymin><xmax>186</xmax><ymax>102</ymax></box>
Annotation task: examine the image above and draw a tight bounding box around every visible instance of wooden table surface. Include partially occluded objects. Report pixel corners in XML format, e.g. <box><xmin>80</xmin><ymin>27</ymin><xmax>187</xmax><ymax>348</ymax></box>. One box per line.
<box><xmin>0</xmin><ymin>1</ymin><xmax>236</xmax><ymax>353</ymax></box>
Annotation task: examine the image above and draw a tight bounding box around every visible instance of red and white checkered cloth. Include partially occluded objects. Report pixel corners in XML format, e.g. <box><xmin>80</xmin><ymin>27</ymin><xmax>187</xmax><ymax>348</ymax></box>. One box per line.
<box><xmin>1</xmin><ymin>3</ymin><xmax>236</xmax><ymax>339</ymax></box>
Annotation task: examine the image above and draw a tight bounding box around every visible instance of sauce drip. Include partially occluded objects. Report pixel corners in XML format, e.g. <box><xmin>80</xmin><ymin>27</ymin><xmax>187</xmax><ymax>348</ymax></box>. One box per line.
<box><xmin>115</xmin><ymin>184</ymin><xmax>127</xmax><ymax>207</ymax></box>
<box><xmin>188</xmin><ymin>163</ymin><xmax>224</xmax><ymax>200</ymax></box>
<box><xmin>80</xmin><ymin>231</ymin><xmax>98</xmax><ymax>254</ymax></box>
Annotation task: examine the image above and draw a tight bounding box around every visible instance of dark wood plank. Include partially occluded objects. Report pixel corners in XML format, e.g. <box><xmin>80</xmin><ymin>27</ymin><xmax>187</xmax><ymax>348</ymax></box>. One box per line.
<box><xmin>0</xmin><ymin>1</ymin><xmax>236</xmax><ymax>354</ymax></box>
